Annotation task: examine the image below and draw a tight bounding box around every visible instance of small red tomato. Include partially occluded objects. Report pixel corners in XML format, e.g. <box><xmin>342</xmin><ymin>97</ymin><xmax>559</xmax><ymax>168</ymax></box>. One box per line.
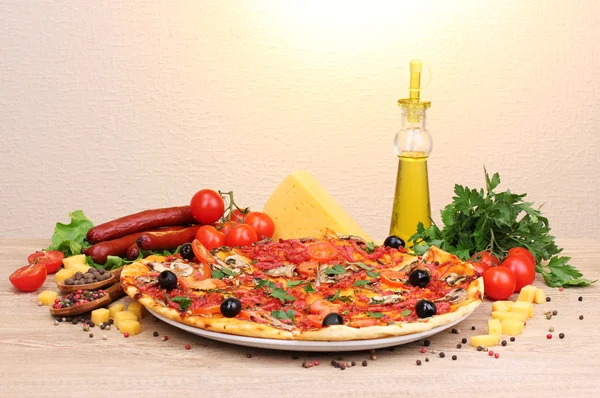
<box><xmin>9</xmin><ymin>263</ymin><xmax>47</xmax><ymax>292</ymax></box>
<box><xmin>225</xmin><ymin>224</ymin><xmax>258</xmax><ymax>247</ymax></box>
<box><xmin>190</xmin><ymin>189</ymin><xmax>225</xmax><ymax>225</ymax></box>
<box><xmin>500</xmin><ymin>254</ymin><xmax>535</xmax><ymax>292</ymax></box>
<box><xmin>231</xmin><ymin>208</ymin><xmax>250</xmax><ymax>223</ymax></box>
<box><xmin>244</xmin><ymin>212</ymin><xmax>275</xmax><ymax>239</ymax></box>
<box><xmin>27</xmin><ymin>250</ymin><xmax>65</xmax><ymax>274</ymax></box>
<box><xmin>470</xmin><ymin>251</ymin><xmax>500</xmax><ymax>268</ymax></box>
<box><xmin>195</xmin><ymin>225</ymin><xmax>226</xmax><ymax>251</ymax></box>
<box><xmin>483</xmin><ymin>266</ymin><xmax>516</xmax><ymax>300</ymax></box>
<box><xmin>217</xmin><ymin>220</ymin><xmax>237</xmax><ymax>237</ymax></box>
<box><xmin>508</xmin><ymin>247</ymin><xmax>536</xmax><ymax>266</ymax></box>
<box><xmin>470</xmin><ymin>261</ymin><xmax>490</xmax><ymax>275</ymax></box>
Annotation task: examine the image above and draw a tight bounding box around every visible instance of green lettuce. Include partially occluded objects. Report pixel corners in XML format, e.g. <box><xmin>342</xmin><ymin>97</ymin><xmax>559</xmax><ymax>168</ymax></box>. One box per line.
<box><xmin>46</xmin><ymin>210</ymin><xmax>94</xmax><ymax>256</ymax></box>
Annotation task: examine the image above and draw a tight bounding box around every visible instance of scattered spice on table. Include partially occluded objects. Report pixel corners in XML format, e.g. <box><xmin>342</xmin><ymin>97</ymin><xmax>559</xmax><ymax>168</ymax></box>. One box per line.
<box><xmin>578</xmin><ymin>296</ymin><xmax>583</xmax><ymax>302</ymax></box>
<box><xmin>559</xmin><ymin>333</ymin><xmax>565</xmax><ymax>339</ymax></box>
<box><xmin>416</xmin><ymin>360</ymin><xmax>422</xmax><ymax>366</ymax></box>
<box><xmin>452</xmin><ymin>355</ymin><xmax>457</xmax><ymax>360</ymax></box>
<box><xmin>501</xmin><ymin>340</ymin><xmax>507</xmax><ymax>346</ymax></box>
<box><xmin>579</xmin><ymin>315</ymin><xmax>584</xmax><ymax>320</ymax></box>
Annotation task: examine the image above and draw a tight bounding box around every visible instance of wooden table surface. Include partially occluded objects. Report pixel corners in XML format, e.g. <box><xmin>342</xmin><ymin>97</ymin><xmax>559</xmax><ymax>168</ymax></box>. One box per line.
<box><xmin>1</xmin><ymin>238</ymin><xmax>599</xmax><ymax>398</ymax></box>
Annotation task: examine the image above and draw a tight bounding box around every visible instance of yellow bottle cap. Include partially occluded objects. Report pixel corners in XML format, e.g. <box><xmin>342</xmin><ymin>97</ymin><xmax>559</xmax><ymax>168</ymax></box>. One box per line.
<box><xmin>398</xmin><ymin>59</ymin><xmax>431</xmax><ymax>110</ymax></box>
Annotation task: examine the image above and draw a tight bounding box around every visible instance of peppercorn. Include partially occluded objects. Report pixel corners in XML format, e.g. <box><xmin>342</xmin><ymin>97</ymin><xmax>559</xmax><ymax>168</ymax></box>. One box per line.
<box><xmin>105</xmin><ymin>325</ymin><xmax>111</xmax><ymax>331</ymax></box>
<box><xmin>471</xmin><ymin>326</ymin><xmax>476</xmax><ymax>330</ymax></box>
<box><xmin>549</xmin><ymin>327</ymin><xmax>555</xmax><ymax>332</ymax></box>
<box><xmin>510</xmin><ymin>337</ymin><xmax>516</xmax><ymax>342</ymax></box>
<box><xmin>315</xmin><ymin>360</ymin><xmax>320</xmax><ymax>366</ymax></box>
<box><xmin>54</xmin><ymin>320</ymin><xmax>59</xmax><ymax>326</ymax></box>
<box><xmin>439</xmin><ymin>352</ymin><xmax>445</xmax><ymax>358</ymax></box>
<box><xmin>451</xmin><ymin>328</ymin><xmax>457</xmax><ymax>334</ymax></box>
<box><xmin>461</xmin><ymin>338</ymin><xmax>467</xmax><ymax>344</ymax></box>
<box><xmin>579</xmin><ymin>315</ymin><xmax>584</xmax><ymax>320</ymax></box>
<box><xmin>425</xmin><ymin>358</ymin><xmax>429</xmax><ymax>362</ymax></box>
<box><xmin>546</xmin><ymin>314</ymin><xmax>552</xmax><ymax>320</ymax></box>
<box><xmin>362</xmin><ymin>360</ymin><xmax>368</xmax><ymax>367</ymax></box>
<box><xmin>108</xmin><ymin>319</ymin><xmax>114</xmax><ymax>325</ymax></box>
<box><xmin>488</xmin><ymin>351</ymin><xmax>494</xmax><ymax>356</ymax></box>
<box><xmin>340</xmin><ymin>364</ymin><xmax>346</xmax><ymax>370</ymax></box>
<box><xmin>546</xmin><ymin>296</ymin><xmax>551</xmax><ymax>302</ymax></box>
<box><xmin>559</xmin><ymin>333</ymin><xmax>565</xmax><ymax>339</ymax></box>
<box><xmin>423</xmin><ymin>339</ymin><xmax>431</xmax><ymax>346</ymax></box>
<box><xmin>484</xmin><ymin>348</ymin><xmax>489</xmax><ymax>352</ymax></box>
<box><xmin>89</xmin><ymin>333</ymin><xmax>93</xmax><ymax>338</ymax></box>
<box><xmin>477</xmin><ymin>346</ymin><xmax>483</xmax><ymax>351</ymax></box>
<box><xmin>163</xmin><ymin>335</ymin><xmax>169</xmax><ymax>341</ymax></box>
<box><xmin>552</xmin><ymin>310</ymin><xmax>558</xmax><ymax>316</ymax></box>
<box><xmin>416</xmin><ymin>360</ymin><xmax>422</xmax><ymax>366</ymax></box>
<box><xmin>494</xmin><ymin>353</ymin><xmax>500</xmax><ymax>359</ymax></box>
<box><xmin>153</xmin><ymin>331</ymin><xmax>159</xmax><ymax>337</ymax></box>
<box><xmin>331</xmin><ymin>360</ymin><xmax>337</xmax><ymax>367</ymax></box>
<box><xmin>351</xmin><ymin>361</ymin><xmax>355</xmax><ymax>367</ymax></box>
<box><xmin>452</xmin><ymin>355</ymin><xmax>457</xmax><ymax>360</ymax></box>
<box><xmin>307</xmin><ymin>362</ymin><xmax>313</xmax><ymax>368</ymax></box>
<box><xmin>100</xmin><ymin>324</ymin><xmax>106</xmax><ymax>330</ymax></box>
<box><xmin>124</xmin><ymin>332</ymin><xmax>129</xmax><ymax>338</ymax></box>
<box><xmin>559</xmin><ymin>287</ymin><xmax>564</xmax><ymax>291</ymax></box>
<box><xmin>501</xmin><ymin>340</ymin><xmax>507</xmax><ymax>346</ymax></box>
<box><xmin>89</xmin><ymin>322</ymin><xmax>95</xmax><ymax>327</ymax></box>
<box><xmin>102</xmin><ymin>335</ymin><xmax>107</xmax><ymax>340</ymax></box>
<box><xmin>83</xmin><ymin>325</ymin><xmax>90</xmax><ymax>332</ymax></box>
<box><xmin>302</xmin><ymin>361</ymin><xmax>307</xmax><ymax>368</ymax></box>
<box><xmin>578</xmin><ymin>296</ymin><xmax>583</xmax><ymax>302</ymax></box>
<box><xmin>185</xmin><ymin>344</ymin><xmax>191</xmax><ymax>350</ymax></box>
<box><xmin>370</xmin><ymin>354</ymin><xmax>377</xmax><ymax>360</ymax></box>
<box><xmin>456</xmin><ymin>344</ymin><xmax>462</xmax><ymax>349</ymax></box>
<box><xmin>421</xmin><ymin>348</ymin><xmax>427</xmax><ymax>353</ymax></box>
<box><xmin>546</xmin><ymin>334</ymin><xmax>552</xmax><ymax>339</ymax></box>
<box><xmin>246</xmin><ymin>353</ymin><xmax>252</xmax><ymax>358</ymax></box>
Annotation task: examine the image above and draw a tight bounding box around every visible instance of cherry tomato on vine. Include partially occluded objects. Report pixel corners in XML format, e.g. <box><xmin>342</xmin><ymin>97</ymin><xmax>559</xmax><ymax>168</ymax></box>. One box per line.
<box><xmin>508</xmin><ymin>247</ymin><xmax>535</xmax><ymax>266</ymax></box>
<box><xmin>500</xmin><ymin>254</ymin><xmax>535</xmax><ymax>292</ymax></box>
<box><xmin>190</xmin><ymin>189</ymin><xmax>225</xmax><ymax>225</ymax></box>
<box><xmin>470</xmin><ymin>251</ymin><xmax>500</xmax><ymax>268</ymax></box>
<box><xmin>244</xmin><ymin>212</ymin><xmax>275</xmax><ymax>239</ymax></box>
<box><xmin>27</xmin><ymin>250</ymin><xmax>65</xmax><ymax>274</ymax></box>
<box><xmin>9</xmin><ymin>263</ymin><xmax>47</xmax><ymax>292</ymax></box>
<box><xmin>195</xmin><ymin>225</ymin><xmax>226</xmax><ymax>251</ymax></box>
<box><xmin>231</xmin><ymin>208</ymin><xmax>249</xmax><ymax>223</ymax></box>
<box><xmin>470</xmin><ymin>261</ymin><xmax>490</xmax><ymax>275</ymax></box>
<box><xmin>225</xmin><ymin>224</ymin><xmax>258</xmax><ymax>247</ymax></box>
<box><xmin>483</xmin><ymin>266</ymin><xmax>516</xmax><ymax>300</ymax></box>
<box><xmin>218</xmin><ymin>220</ymin><xmax>237</xmax><ymax>237</ymax></box>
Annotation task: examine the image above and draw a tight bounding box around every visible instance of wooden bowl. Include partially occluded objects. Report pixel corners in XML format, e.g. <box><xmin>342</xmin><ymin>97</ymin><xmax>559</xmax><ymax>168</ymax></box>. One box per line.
<box><xmin>56</xmin><ymin>267</ymin><xmax>123</xmax><ymax>293</ymax></box>
<box><xmin>49</xmin><ymin>281</ymin><xmax>125</xmax><ymax>317</ymax></box>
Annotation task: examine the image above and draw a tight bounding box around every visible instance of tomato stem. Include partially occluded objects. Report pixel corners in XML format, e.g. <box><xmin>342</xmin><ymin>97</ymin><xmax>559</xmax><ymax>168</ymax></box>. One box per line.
<box><xmin>218</xmin><ymin>191</ymin><xmax>249</xmax><ymax>224</ymax></box>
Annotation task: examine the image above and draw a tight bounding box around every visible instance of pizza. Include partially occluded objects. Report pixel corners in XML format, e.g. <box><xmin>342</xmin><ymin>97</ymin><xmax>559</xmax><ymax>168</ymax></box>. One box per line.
<box><xmin>120</xmin><ymin>233</ymin><xmax>483</xmax><ymax>341</ymax></box>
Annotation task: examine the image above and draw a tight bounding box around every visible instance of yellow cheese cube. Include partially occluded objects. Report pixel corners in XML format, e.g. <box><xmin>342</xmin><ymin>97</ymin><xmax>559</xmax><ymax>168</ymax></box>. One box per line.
<box><xmin>533</xmin><ymin>287</ymin><xmax>546</xmax><ymax>304</ymax></box>
<box><xmin>488</xmin><ymin>319</ymin><xmax>502</xmax><ymax>336</ymax></box>
<box><xmin>113</xmin><ymin>311</ymin><xmax>138</xmax><ymax>327</ymax></box>
<box><xmin>501</xmin><ymin>319</ymin><xmax>525</xmax><ymax>336</ymax></box>
<box><xmin>263</xmin><ymin>171</ymin><xmax>371</xmax><ymax>241</ymax></box>
<box><xmin>37</xmin><ymin>290</ymin><xmax>58</xmax><ymax>305</ymax></box>
<box><xmin>109</xmin><ymin>303</ymin><xmax>126</xmax><ymax>318</ymax></box>
<box><xmin>127</xmin><ymin>302</ymin><xmax>145</xmax><ymax>319</ymax></box>
<box><xmin>492</xmin><ymin>310</ymin><xmax>528</xmax><ymax>322</ymax></box>
<box><xmin>55</xmin><ymin>268</ymin><xmax>77</xmax><ymax>284</ymax></box>
<box><xmin>118</xmin><ymin>320</ymin><xmax>142</xmax><ymax>336</ymax></box>
<box><xmin>512</xmin><ymin>301</ymin><xmax>534</xmax><ymax>318</ymax></box>
<box><xmin>491</xmin><ymin>301</ymin><xmax>514</xmax><ymax>312</ymax></box>
<box><xmin>62</xmin><ymin>254</ymin><xmax>87</xmax><ymax>269</ymax></box>
<box><xmin>470</xmin><ymin>334</ymin><xmax>501</xmax><ymax>348</ymax></box>
<box><xmin>91</xmin><ymin>308</ymin><xmax>110</xmax><ymax>325</ymax></box>
<box><xmin>517</xmin><ymin>285</ymin><xmax>537</xmax><ymax>303</ymax></box>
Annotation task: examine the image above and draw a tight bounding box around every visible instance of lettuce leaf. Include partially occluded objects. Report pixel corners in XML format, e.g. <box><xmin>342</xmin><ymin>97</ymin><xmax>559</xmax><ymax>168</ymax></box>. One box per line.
<box><xmin>46</xmin><ymin>210</ymin><xmax>94</xmax><ymax>256</ymax></box>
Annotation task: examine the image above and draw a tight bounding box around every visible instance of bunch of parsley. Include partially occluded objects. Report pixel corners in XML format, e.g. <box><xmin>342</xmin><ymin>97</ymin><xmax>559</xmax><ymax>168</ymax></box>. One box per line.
<box><xmin>409</xmin><ymin>170</ymin><xmax>594</xmax><ymax>288</ymax></box>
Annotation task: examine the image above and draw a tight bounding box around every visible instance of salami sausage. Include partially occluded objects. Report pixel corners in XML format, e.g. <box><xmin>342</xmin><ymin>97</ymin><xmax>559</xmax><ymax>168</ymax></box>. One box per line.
<box><xmin>137</xmin><ymin>225</ymin><xmax>201</xmax><ymax>251</ymax></box>
<box><xmin>86</xmin><ymin>206</ymin><xmax>196</xmax><ymax>244</ymax></box>
<box><xmin>126</xmin><ymin>244</ymin><xmax>140</xmax><ymax>261</ymax></box>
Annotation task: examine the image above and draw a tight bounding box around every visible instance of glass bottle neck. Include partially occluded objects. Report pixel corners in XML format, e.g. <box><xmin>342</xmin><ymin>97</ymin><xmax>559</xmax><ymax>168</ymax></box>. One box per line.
<box><xmin>401</xmin><ymin>107</ymin><xmax>427</xmax><ymax>130</ymax></box>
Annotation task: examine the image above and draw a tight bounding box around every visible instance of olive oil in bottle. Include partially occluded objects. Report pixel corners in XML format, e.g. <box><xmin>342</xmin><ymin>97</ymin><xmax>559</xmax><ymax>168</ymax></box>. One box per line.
<box><xmin>389</xmin><ymin>60</ymin><xmax>433</xmax><ymax>244</ymax></box>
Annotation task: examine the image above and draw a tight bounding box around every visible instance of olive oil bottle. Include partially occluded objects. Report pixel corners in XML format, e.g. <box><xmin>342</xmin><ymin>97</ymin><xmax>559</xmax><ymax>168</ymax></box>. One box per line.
<box><xmin>389</xmin><ymin>60</ymin><xmax>433</xmax><ymax>244</ymax></box>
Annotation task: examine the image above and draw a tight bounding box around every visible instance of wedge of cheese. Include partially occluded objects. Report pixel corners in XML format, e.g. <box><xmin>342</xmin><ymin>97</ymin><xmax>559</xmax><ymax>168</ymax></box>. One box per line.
<box><xmin>263</xmin><ymin>171</ymin><xmax>371</xmax><ymax>240</ymax></box>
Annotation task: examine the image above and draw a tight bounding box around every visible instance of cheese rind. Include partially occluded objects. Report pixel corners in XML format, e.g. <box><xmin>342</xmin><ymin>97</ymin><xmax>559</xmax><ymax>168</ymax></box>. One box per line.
<box><xmin>263</xmin><ymin>171</ymin><xmax>371</xmax><ymax>241</ymax></box>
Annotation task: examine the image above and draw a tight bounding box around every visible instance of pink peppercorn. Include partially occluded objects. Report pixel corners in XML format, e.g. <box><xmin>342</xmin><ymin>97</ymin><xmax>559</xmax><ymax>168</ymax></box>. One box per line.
<box><xmin>488</xmin><ymin>351</ymin><xmax>494</xmax><ymax>356</ymax></box>
<box><xmin>421</xmin><ymin>348</ymin><xmax>427</xmax><ymax>353</ymax></box>
<box><xmin>185</xmin><ymin>344</ymin><xmax>191</xmax><ymax>350</ymax></box>
<box><xmin>547</xmin><ymin>334</ymin><xmax>552</xmax><ymax>339</ymax></box>
<box><xmin>314</xmin><ymin>360</ymin><xmax>320</xmax><ymax>366</ymax></box>
<box><xmin>124</xmin><ymin>332</ymin><xmax>129</xmax><ymax>338</ymax></box>
<box><xmin>494</xmin><ymin>353</ymin><xmax>499</xmax><ymax>359</ymax></box>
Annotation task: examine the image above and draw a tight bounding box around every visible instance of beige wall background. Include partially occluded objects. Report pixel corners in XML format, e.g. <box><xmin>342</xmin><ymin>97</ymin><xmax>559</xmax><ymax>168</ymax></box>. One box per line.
<box><xmin>1</xmin><ymin>0</ymin><xmax>599</xmax><ymax>241</ymax></box>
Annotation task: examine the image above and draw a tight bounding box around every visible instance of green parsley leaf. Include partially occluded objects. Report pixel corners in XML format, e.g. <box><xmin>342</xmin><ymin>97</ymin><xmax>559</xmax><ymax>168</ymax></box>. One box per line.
<box><xmin>349</xmin><ymin>261</ymin><xmax>374</xmax><ymax>271</ymax></box>
<box><xmin>271</xmin><ymin>309</ymin><xmax>295</xmax><ymax>323</ymax></box>
<box><xmin>327</xmin><ymin>289</ymin><xmax>352</xmax><ymax>303</ymax></box>
<box><xmin>303</xmin><ymin>283</ymin><xmax>316</xmax><ymax>293</ymax></box>
<box><xmin>342</xmin><ymin>310</ymin><xmax>350</xmax><ymax>315</ymax></box>
<box><xmin>366</xmin><ymin>270</ymin><xmax>380</xmax><ymax>278</ymax></box>
<box><xmin>211</xmin><ymin>269</ymin><xmax>225</xmax><ymax>280</ymax></box>
<box><xmin>287</xmin><ymin>280</ymin><xmax>306</xmax><ymax>288</ymax></box>
<box><xmin>172</xmin><ymin>296</ymin><xmax>191</xmax><ymax>311</ymax></box>
<box><xmin>219</xmin><ymin>267</ymin><xmax>236</xmax><ymax>277</ymax></box>
<box><xmin>401</xmin><ymin>309</ymin><xmax>412</xmax><ymax>317</ymax></box>
<box><xmin>367</xmin><ymin>312</ymin><xmax>385</xmax><ymax>319</ymax></box>
<box><xmin>364</xmin><ymin>242</ymin><xmax>376</xmax><ymax>253</ymax></box>
<box><xmin>352</xmin><ymin>279</ymin><xmax>372</xmax><ymax>287</ymax></box>
<box><xmin>270</xmin><ymin>288</ymin><xmax>296</xmax><ymax>304</ymax></box>
<box><xmin>408</xmin><ymin>169</ymin><xmax>595</xmax><ymax>288</ymax></box>
<box><xmin>324</xmin><ymin>264</ymin><xmax>346</xmax><ymax>275</ymax></box>
<box><xmin>255</xmin><ymin>279</ymin><xmax>277</xmax><ymax>290</ymax></box>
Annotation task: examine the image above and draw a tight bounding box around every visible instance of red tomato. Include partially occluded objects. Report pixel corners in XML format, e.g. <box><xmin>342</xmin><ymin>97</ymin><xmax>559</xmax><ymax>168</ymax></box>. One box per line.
<box><xmin>470</xmin><ymin>261</ymin><xmax>490</xmax><ymax>275</ymax></box>
<box><xmin>306</xmin><ymin>314</ymin><xmax>325</xmax><ymax>328</ymax></box>
<box><xmin>231</xmin><ymin>208</ymin><xmax>250</xmax><ymax>223</ymax></box>
<box><xmin>309</xmin><ymin>299</ymin><xmax>340</xmax><ymax>315</ymax></box>
<box><xmin>27</xmin><ymin>250</ymin><xmax>65</xmax><ymax>274</ymax></box>
<box><xmin>218</xmin><ymin>220</ymin><xmax>237</xmax><ymax>237</ymax></box>
<box><xmin>191</xmin><ymin>304</ymin><xmax>221</xmax><ymax>315</ymax></box>
<box><xmin>9</xmin><ymin>263</ymin><xmax>47</xmax><ymax>292</ymax></box>
<box><xmin>297</xmin><ymin>261</ymin><xmax>319</xmax><ymax>278</ymax></box>
<box><xmin>470</xmin><ymin>251</ymin><xmax>500</xmax><ymax>268</ymax></box>
<box><xmin>380</xmin><ymin>271</ymin><xmax>405</xmax><ymax>287</ymax></box>
<box><xmin>244</xmin><ymin>212</ymin><xmax>275</xmax><ymax>239</ymax></box>
<box><xmin>190</xmin><ymin>189</ymin><xmax>225</xmax><ymax>225</ymax></box>
<box><xmin>483</xmin><ymin>267</ymin><xmax>516</xmax><ymax>300</ymax></box>
<box><xmin>348</xmin><ymin>318</ymin><xmax>378</xmax><ymax>328</ymax></box>
<box><xmin>191</xmin><ymin>239</ymin><xmax>217</xmax><ymax>265</ymax></box>
<box><xmin>508</xmin><ymin>247</ymin><xmax>536</xmax><ymax>266</ymax></box>
<box><xmin>195</xmin><ymin>225</ymin><xmax>226</xmax><ymax>250</ymax></box>
<box><xmin>225</xmin><ymin>224</ymin><xmax>258</xmax><ymax>247</ymax></box>
<box><xmin>306</xmin><ymin>242</ymin><xmax>338</xmax><ymax>263</ymax></box>
<box><xmin>500</xmin><ymin>254</ymin><xmax>536</xmax><ymax>292</ymax></box>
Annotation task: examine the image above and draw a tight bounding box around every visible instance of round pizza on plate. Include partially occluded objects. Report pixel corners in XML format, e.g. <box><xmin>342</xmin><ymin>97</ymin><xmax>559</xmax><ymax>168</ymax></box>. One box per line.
<box><xmin>120</xmin><ymin>233</ymin><xmax>483</xmax><ymax>341</ymax></box>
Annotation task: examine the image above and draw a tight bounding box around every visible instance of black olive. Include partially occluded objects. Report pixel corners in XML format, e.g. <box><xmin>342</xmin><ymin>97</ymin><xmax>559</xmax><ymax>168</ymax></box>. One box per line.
<box><xmin>322</xmin><ymin>313</ymin><xmax>344</xmax><ymax>327</ymax></box>
<box><xmin>383</xmin><ymin>235</ymin><xmax>405</xmax><ymax>249</ymax></box>
<box><xmin>409</xmin><ymin>269</ymin><xmax>431</xmax><ymax>288</ymax></box>
<box><xmin>220</xmin><ymin>298</ymin><xmax>242</xmax><ymax>318</ymax></box>
<box><xmin>180</xmin><ymin>243</ymin><xmax>195</xmax><ymax>260</ymax></box>
<box><xmin>158</xmin><ymin>270</ymin><xmax>178</xmax><ymax>290</ymax></box>
<box><xmin>415</xmin><ymin>300</ymin><xmax>436</xmax><ymax>318</ymax></box>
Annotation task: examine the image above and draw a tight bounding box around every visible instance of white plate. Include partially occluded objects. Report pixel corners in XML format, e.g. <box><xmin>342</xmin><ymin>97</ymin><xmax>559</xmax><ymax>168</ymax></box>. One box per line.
<box><xmin>147</xmin><ymin>309</ymin><xmax>472</xmax><ymax>352</ymax></box>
